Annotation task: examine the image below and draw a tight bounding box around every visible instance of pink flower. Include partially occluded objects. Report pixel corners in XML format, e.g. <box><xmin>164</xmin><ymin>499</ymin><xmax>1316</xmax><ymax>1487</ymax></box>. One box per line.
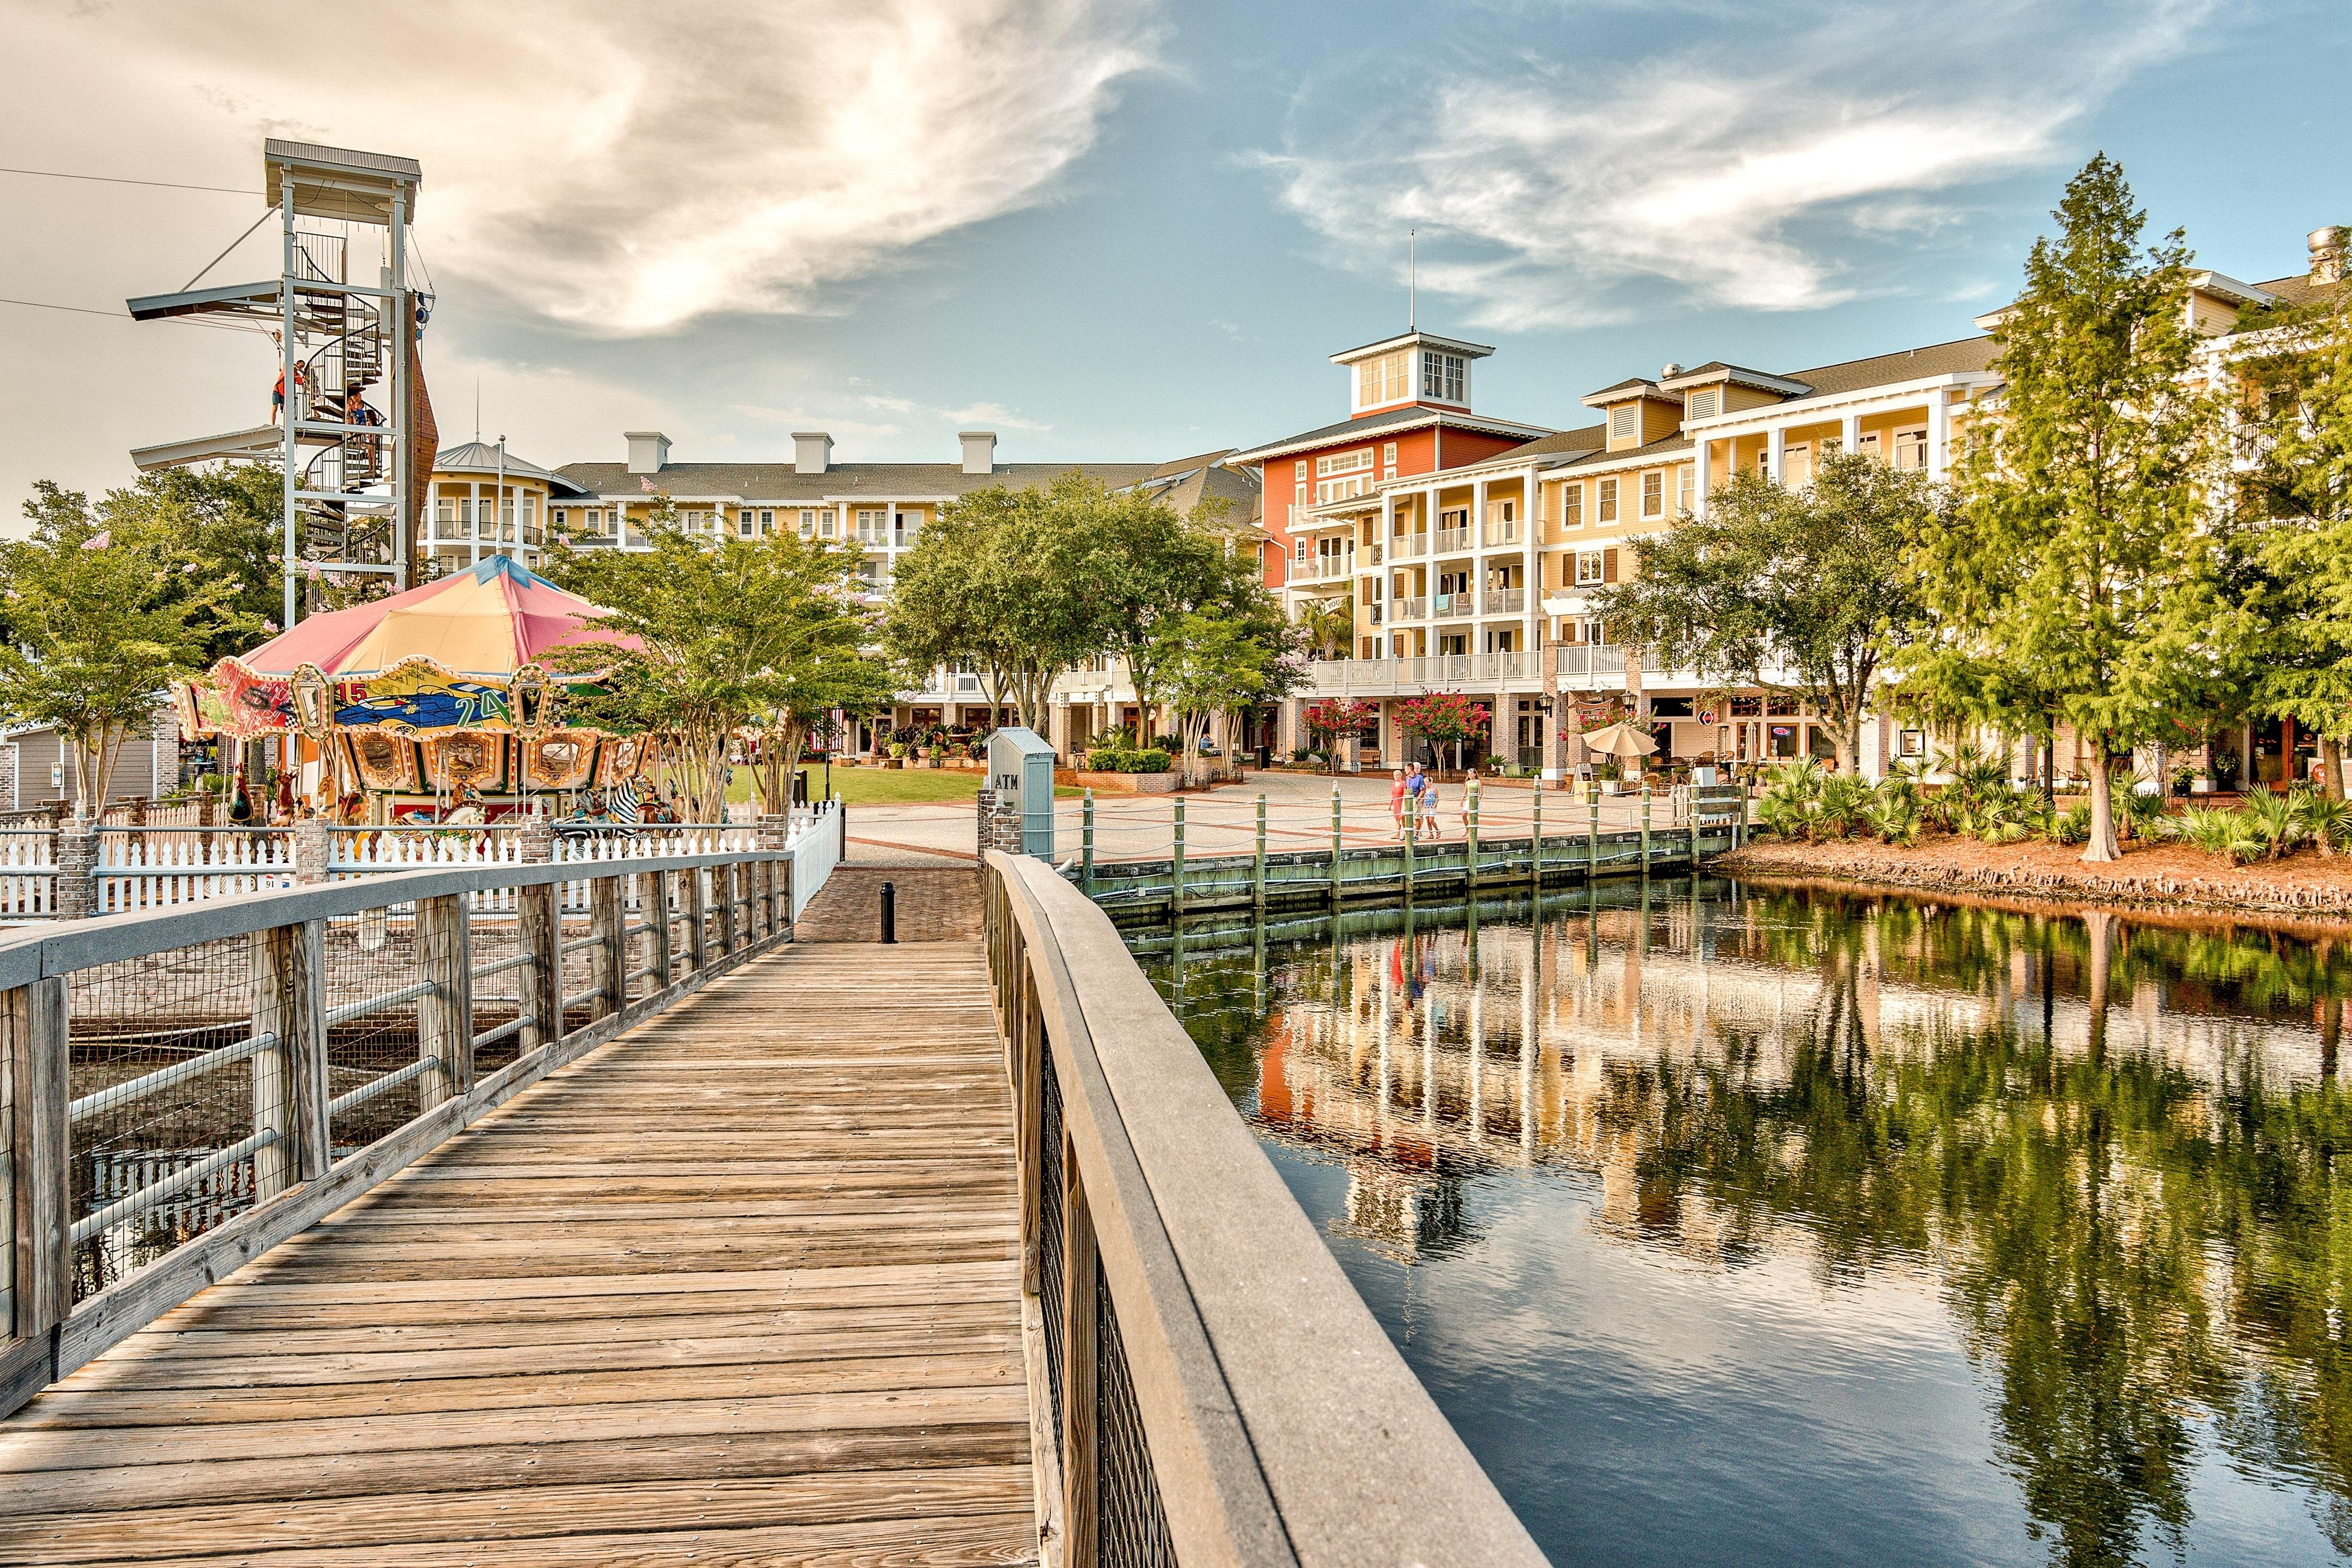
<box><xmin>262</xmin><ymin>619</ymin><xmax>279</xmax><ymax>633</ymax></box>
<box><xmin>81</xmin><ymin>530</ymin><xmax>110</xmax><ymax>551</ymax></box>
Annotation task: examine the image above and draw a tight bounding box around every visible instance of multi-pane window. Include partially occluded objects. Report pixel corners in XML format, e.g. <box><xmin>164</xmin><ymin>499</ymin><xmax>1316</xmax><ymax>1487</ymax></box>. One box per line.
<box><xmin>855</xmin><ymin>508</ymin><xmax>888</xmax><ymax>543</ymax></box>
<box><xmin>1893</xmin><ymin>428</ymin><xmax>1929</xmax><ymax>470</ymax></box>
<box><xmin>1358</xmin><ymin>350</ymin><xmax>1411</xmax><ymax>408</ymax></box>
<box><xmin>1421</xmin><ymin>352</ymin><xmax>1466</xmax><ymax>403</ymax></box>
<box><xmin>1575</xmin><ymin>549</ymin><xmax>1607</xmax><ymax>586</ymax></box>
<box><xmin>1382</xmin><ymin>441</ymin><xmax>1398</xmax><ymax>479</ymax></box>
<box><xmin>1677</xmin><ymin>465</ymin><xmax>1695</xmax><ymax>514</ymax></box>
<box><xmin>758</xmin><ymin>508</ymin><xmax>774</xmax><ymax>535</ymax></box>
<box><xmin>1315</xmin><ymin>449</ymin><xmax>1374</xmax><ymax>504</ymax></box>
<box><xmin>1598</xmin><ymin>478</ymin><xmax>1619</xmax><ymax>523</ymax></box>
<box><xmin>1561</xmin><ymin>482</ymin><xmax>1582</xmax><ymax>529</ymax></box>
<box><xmin>1642</xmin><ymin>471</ymin><xmax>1664</xmax><ymax>518</ymax></box>
<box><xmin>738</xmin><ymin>508</ymin><xmax>755</xmax><ymax>538</ymax></box>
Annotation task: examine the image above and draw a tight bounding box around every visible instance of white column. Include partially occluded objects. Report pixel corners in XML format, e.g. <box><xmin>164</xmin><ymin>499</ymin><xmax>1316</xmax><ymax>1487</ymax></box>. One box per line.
<box><xmin>1765</xmin><ymin>426</ymin><xmax>1786</xmax><ymax>487</ymax></box>
<box><xmin>1926</xmin><ymin>393</ymin><xmax>1951</xmax><ymax>479</ymax></box>
<box><xmin>469</xmin><ymin>480</ymin><xmax>482</xmax><ymax>566</ymax></box>
<box><xmin>1839</xmin><ymin>411</ymin><xmax>1860</xmax><ymax>457</ymax></box>
<box><xmin>1692</xmin><ymin>440</ymin><xmax>1711</xmax><ymax>519</ymax></box>
<box><xmin>1522</xmin><ymin>471</ymin><xmax>1540</xmax><ymax>672</ymax></box>
<box><xmin>1472</xmin><ymin>478</ymin><xmax>1489</xmax><ymax>634</ymax></box>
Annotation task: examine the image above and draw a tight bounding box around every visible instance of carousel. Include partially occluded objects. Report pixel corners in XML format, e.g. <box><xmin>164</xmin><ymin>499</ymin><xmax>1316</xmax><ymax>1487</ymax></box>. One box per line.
<box><xmin>185</xmin><ymin>555</ymin><xmax>661</xmax><ymax>823</ymax></box>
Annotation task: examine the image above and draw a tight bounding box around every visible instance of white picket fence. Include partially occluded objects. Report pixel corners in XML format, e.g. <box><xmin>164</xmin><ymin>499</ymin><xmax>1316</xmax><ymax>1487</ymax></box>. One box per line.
<box><xmin>97</xmin><ymin>830</ymin><xmax>297</xmax><ymax>915</ymax></box>
<box><xmin>0</xmin><ymin>805</ymin><xmax>843</xmax><ymax>923</ymax></box>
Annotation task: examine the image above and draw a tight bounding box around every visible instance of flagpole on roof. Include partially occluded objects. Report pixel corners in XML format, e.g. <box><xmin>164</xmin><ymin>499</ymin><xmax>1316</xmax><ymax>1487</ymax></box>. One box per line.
<box><xmin>1409</xmin><ymin>229</ymin><xmax>1416</xmax><ymax>330</ymax></box>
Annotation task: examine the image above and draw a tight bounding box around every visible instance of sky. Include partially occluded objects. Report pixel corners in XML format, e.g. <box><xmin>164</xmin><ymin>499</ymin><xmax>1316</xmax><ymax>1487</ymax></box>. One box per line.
<box><xmin>1</xmin><ymin>0</ymin><xmax>2347</xmax><ymax>521</ymax></box>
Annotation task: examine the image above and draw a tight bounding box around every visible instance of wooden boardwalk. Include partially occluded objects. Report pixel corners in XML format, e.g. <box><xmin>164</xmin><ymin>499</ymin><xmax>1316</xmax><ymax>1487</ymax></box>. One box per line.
<box><xmin>0</xmin><ymin>941</ymin><xmax>1038</xmax><ymax>1567</ymax></box>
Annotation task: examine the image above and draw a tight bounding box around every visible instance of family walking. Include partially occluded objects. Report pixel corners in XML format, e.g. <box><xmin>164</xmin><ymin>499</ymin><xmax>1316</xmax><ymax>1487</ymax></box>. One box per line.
<box><xmin>1390</xmin><ymin>764</ymin><xmax>1475</xmax><ymax>839</ymax></box>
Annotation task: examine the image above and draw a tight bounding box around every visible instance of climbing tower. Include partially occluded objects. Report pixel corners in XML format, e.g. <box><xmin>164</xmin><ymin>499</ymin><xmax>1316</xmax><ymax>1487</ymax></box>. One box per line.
<box><xmin>125</xmin><ymin>141</ymin><xmax>429</xmax><ymax>626</ymax></box>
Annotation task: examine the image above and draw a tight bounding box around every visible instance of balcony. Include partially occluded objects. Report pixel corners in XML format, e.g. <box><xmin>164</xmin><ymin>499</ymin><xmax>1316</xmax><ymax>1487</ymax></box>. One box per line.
<box><xmin>1432</xmin><ymin>526</ymin><xmax>1472</xmax><ymax>555</ymax></box>
<box><xmin>1366</xmin><ymin>603</ymin><xmax>1383</xmax><ymax>625</ymax></box>
<box><xmin>1394</xmin><ymin>596</ymin><xmax>1428</xmax><ymax>620</ymax></box>
<box><xmin>1482</xmin><ymin>588</ymin><xmax>1526</xmax><ymax>615</ymax></box>
<box><xmin>1480</xmin><ymin>519</ymin><xmax>1522</xmax><ymax>548</ymax></box>
<box><xmin>1554</xmin><ymin>644</ymin><xmax>1628</xmax><ymax>681</ymax></box>
<box><xmin>1429</xmin><ymin>590</ymin><xmax>1465</xmax><ymax>619</ymax></box>
<box><xmin>1394</xmin><ymin>533</ymin><xmax>1429</xmax><ymax>559</ymax></box>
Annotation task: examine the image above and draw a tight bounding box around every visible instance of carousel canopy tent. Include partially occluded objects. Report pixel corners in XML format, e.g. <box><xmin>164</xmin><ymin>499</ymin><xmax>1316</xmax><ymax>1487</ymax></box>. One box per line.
<box><xmin>236</xmin><ymin>554</ymin><xmax>631</xmax><ymax>680</ymax></box>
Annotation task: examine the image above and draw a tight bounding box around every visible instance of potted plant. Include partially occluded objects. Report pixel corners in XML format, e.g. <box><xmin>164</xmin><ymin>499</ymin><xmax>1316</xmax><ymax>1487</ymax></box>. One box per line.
<box><xmin>888</xmin><ymin>741</ymin><xmax>909</xmax><ymax>768</ymax></box>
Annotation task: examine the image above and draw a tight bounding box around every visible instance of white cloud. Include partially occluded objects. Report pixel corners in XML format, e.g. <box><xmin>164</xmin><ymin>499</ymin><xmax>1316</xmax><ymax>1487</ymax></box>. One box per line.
<box><xmin>7</xmin><ymin>0</ymin><xmax>1162</xmax><ymax>334</ymax></box>
<box><xmin>1258</xmin><ymin>0</ymin><xmax>2214</xmax><ymax>329</ymax></box>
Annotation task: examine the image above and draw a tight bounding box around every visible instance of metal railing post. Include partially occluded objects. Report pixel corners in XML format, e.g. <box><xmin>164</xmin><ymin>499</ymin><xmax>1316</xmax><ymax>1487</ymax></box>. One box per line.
<box><xmin>1253</xmin><ymin>793</ymin><xmax>1267</xmax><ymax>915</ymax></box>
<box><xmin>1081</xmin><ymin>791</ymin><xmax>1095</xmax><ymax>897</ymax></box>
<box><xmin>1171</xmin><ymin>798</ymin><xmax>1186</xmax><ymax>920</ymax></box>
<box><xmin>519</xmin><ymin>882</ymin><xmax>561</xmax><ymax>1049</ymax></box>
<box><xmin>4</xmin><ymin>977</ymin><xmax>69</xmax><ymax>1354</ymax></box>
<box><xmin>591</xmin><ymin>873</ymin><xmax>626</xmax><ymax>1019</ymax></box>
<box><xmin>415</xmin><ymin>893</ymin><xmax>474</xmax><ymax>1108</ymax></box>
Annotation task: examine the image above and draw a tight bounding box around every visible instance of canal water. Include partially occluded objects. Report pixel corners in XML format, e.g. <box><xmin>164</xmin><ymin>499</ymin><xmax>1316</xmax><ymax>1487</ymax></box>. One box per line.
<box><xmin>1128</xmin><ymin>877</ymin><xmax>2352</xmax><ymax>1567</ymax></box>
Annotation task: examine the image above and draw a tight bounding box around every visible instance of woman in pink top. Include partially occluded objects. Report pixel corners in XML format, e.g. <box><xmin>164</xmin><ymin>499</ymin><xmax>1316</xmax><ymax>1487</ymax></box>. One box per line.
<box><xmin>1389</xmin><ymin>768</ymin><xmax>1409</xmax><ymax>838</ymax></box>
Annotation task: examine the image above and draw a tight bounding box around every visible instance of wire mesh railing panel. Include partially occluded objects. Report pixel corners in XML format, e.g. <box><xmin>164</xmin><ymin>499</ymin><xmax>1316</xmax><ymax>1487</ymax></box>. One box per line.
<box><xmin>1039</xmin><ymin>1040</ymin><xmax>1067</xmax><ymax>1456</ymax></box>
<box><xmin>468</xmin><ymin>917</ymin><xmax>530</xmax><ymax>1076</ymax></box>
<box><xmin>65</xmin><ymin>937</ymin><xmax>259</xmax><ymax>1302</ymax></box>
<box><xmin>1097</xmin><ymin>1266</ymin><xmax>1177</xmax><ymax>1568</ymax></box>
<box><xmin>320</xmin><ymin>907</ymin><xmax>431</xmax><ymax>1153</ymax></box>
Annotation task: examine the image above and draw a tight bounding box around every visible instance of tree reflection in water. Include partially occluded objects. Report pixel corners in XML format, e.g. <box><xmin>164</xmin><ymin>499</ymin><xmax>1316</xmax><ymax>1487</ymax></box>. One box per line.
<box><xmin>1137</xmin><ymin>880</ymin><xmax>2352</xmax><ymax>1566</ymax></box>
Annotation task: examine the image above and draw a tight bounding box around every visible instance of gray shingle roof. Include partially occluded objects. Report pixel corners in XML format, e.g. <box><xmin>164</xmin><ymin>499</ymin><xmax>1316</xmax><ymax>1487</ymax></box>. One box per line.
<box><xmin>1784</xmin><ymin>336</ymin><xmax>1997</xmax><ymax>396</ymax></box>
<box><xmin>1552</xmin><ymin>433</ymin><xmax>1695</xmax><ymax>469</ymax></box>
<box><xmin>554</xmin><ymin>460</ymin><xmax>1165</xmax><ymax>503</ymax></box>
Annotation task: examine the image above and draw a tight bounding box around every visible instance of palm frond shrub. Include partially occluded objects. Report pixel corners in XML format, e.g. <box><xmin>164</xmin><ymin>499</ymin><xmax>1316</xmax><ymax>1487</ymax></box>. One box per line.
<box><xmin>1861</xmin><ymin>789</ymin><xmax>1923</xmax><ymax>847</ymax></box>
<box><xmin>2175</xmin><ymin>804</ymin><xmax>2263</xmax><ymax>863</ymax></box>
<box><xmin>2241</xmin><ymin>789</ymin><xmax>2306</xmax><ymax>860</ymax></box>
<box><xmin>2291</xmin><ymin>789</ymin><xmax>2352</xmax><ymax>858</ymax></box>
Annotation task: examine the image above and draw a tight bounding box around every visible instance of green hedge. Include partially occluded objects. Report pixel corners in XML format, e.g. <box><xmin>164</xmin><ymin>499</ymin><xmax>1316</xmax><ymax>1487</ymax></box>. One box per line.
<box><xmin>1086</xmin><ymin>747</ymin><xmax>1172</xmax><ymax>774</ymax></box>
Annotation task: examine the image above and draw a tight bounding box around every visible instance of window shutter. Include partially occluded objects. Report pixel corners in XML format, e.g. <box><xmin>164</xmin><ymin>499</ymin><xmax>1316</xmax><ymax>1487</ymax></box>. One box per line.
<box><xmin>1602</xmin><ymin>548</ymin><xmax>1618</xmax><ymax>583</ymax></box>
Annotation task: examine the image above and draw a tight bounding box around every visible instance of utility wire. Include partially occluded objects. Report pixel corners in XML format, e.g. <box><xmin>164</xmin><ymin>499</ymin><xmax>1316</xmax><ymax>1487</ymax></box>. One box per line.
<box><xmin>180</xmin><ymin>208</ymin><xmax>274</xmax><ymax>292</ymax></box>
<box><xmin>0</xmin><ymin>296</ymin><xmax>123</xmax><ymax>317</ymax></box>
<box><xmin>0</xmin><ymin>165</ymin><xmax>258</xmax><ymax>195</ymax></box>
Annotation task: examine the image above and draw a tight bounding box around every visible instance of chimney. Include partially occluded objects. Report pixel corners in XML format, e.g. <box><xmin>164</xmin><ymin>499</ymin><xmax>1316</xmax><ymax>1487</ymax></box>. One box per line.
<box><xmin>958</xmin><ymin>430</ymin><xmax>996</xmax><ymax>476</ymax></box>
<box><xmin>624</xmin><ymin>431</ymin><xmax>670</xmax><ymax>475</ymax></box>
<box><xmin>793</xmin><ymin>431</ymin><xmax>832</xmax><ymax>475</ymax></box>
<box><xmin>2313</xmin><ymin>227</ymin><xmax>2348</xmax><ymax>286</ymax></box>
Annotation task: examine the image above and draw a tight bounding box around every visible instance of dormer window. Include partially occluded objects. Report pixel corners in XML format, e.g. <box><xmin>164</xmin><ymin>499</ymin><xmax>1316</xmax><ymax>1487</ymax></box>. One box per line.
<box><xmin>1422</xmin><ymin>352</ymin><xmax>1467</xmax><ymax>404</ymax></box>
<box><xmin>1686</xmin><ymin>388</ymin><xmax>1719</xmax><ymax>420</ymax></box>
<box><xmin>1610</xmin><ymin>406</ymin><xmax>1639</xmax><ymax>442</ymax></box>
<box><xmin>1358</xmin><ymin>350</ymin><xmax>1411</xmax><ymax>408</ymax></box>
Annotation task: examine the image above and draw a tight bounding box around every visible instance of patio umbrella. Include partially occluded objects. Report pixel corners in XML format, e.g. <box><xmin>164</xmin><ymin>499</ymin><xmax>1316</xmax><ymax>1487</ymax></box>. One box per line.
<box><xmin>1579</xmin><ymin>721</ymin><xmax>1659</xmax><ymax>759</ymax></box>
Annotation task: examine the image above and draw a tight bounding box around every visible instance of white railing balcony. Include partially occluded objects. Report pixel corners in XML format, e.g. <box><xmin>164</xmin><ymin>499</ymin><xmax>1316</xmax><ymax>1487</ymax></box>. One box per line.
<box><xmin>1395</xmin><ymin>533</ymin><xmax>1428</xmax><ymax>559</ymax></box>
<box><xmin>1429</xmin><ymin>590</ymin><xmax>1467</xmax><ymax>619</ymax></box>
<box><xmin>1366</xmin><ymin>603</ymin><xmax>1384</xmax><ymax>625</ymax></box>
<box><xmin>1554</xmin><ymin>643</ymin><xmax>1630</xmax><ymax>681</ymax></box>
<box><xmin>1481</xmin><ymin>520</ymin><xmax>1522</xmax><ymax>547</ymax></box>
<box><xmin>1433</xmin><ymin>526</ymin><xmax>1472</xmax><ymax>555</ymax></box>
<box><xmin>1482</xmin><ymin>589</ymin><xmax>1526</xmax><ymax>615</ymax></box>
<box><xmin>1394</xmin><ymin>596</ymin><xmax>1427</xmax><ymax>620</ymax></box>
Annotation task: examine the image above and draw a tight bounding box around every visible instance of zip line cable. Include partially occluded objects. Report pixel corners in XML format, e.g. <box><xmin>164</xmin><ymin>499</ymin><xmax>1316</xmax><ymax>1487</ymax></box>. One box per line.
<box><xmin>0</xmin><ymin>165</ymin><xmax>259</xmax><ymax>195</ymax></box>
<box><xmin>180</xmin><ymin>209</ymin><xmax>274</xmax><ymax>292</ymax></box>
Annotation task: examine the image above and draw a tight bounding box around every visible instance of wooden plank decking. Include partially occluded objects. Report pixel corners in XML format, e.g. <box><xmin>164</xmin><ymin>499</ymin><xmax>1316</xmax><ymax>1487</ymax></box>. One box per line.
<box><xmin>0</xmin><ymin>940</ymin><xmax>1038</xmax><ymax>1567</ymax></box>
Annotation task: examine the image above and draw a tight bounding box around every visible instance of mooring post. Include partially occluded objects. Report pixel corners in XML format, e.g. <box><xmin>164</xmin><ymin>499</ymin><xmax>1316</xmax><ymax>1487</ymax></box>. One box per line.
<box><xmin>1531</xmin><ymin>782</ymin><xmax>1543</xmax><ymax>891</ymax></box>
<box><xmin>1466</xmin><ymin>779</ymin><xmax>1481</xmax><ymax>893</ymax></box>
<box><xmin>1403</xmin><ymin>795</ymin><xmax>1417</xmax><ymax>900</ymax></box>
<box><xmin>1081</xmin><ymin>791</ymin><xmax>1096</xmax><ymax>896</ymax></box>
<box><xmin>1171</xmin><ymin>797</ymin><xmax>1186</xmax><ymax>920</ymax></box>
<box><xmin>1641</xmin><ymin>782</ymin><xmax>1653</xmax><ymax>877</ymax></box>
<box><xmin>1588</xmin><ymin>783</ymin><xmax>1601</xmax><ymax>879</ymax></box>
<box><xmin>1329</xmin><ymin>785</ymin><xmax>1343</xmax><ymax>906</ymax></box>
<box><xmin>1253</xmin><ymin>793</ymin><xmax>1267</xmax><ymax>915</ymax></box>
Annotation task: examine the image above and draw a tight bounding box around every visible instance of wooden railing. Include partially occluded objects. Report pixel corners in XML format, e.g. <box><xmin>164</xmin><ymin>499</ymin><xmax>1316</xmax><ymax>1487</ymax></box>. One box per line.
<box><xmin>1</xmin><ymin>814</ymin><xmax>842</xmax><ymax>1420</ymax></box>
<box><xmin>983</xmin><ymin>852</ymin><xmax>1546</xmax><ymax>1566</ymax></box>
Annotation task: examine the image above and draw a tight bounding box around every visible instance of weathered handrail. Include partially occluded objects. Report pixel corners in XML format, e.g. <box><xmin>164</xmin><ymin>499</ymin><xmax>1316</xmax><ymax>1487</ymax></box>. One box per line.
<box><xmin>983</xmin><ymin>850</ymin><xmax>1544</xmax><ymax>1566</ymax></box>
<box><xmin>1</xmin><ymin>805</ymin><xmax>846</xmax><ymax>1420</ymax></box>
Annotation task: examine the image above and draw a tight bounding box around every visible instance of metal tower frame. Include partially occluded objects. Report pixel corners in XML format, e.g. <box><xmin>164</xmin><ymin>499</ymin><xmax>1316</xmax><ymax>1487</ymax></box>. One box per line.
<box><xmin>128</xmin><ymin>141</ymin><xmax>425</xmax><ymax>628</ymax></box>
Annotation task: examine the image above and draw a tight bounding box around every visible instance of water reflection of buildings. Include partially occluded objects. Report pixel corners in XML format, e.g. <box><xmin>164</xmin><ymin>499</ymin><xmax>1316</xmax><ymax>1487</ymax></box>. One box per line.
<box><xmin>1235</xmin><ymin>891</ymin><xmax>2341</xmax><ymax>1268</ymax></box>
